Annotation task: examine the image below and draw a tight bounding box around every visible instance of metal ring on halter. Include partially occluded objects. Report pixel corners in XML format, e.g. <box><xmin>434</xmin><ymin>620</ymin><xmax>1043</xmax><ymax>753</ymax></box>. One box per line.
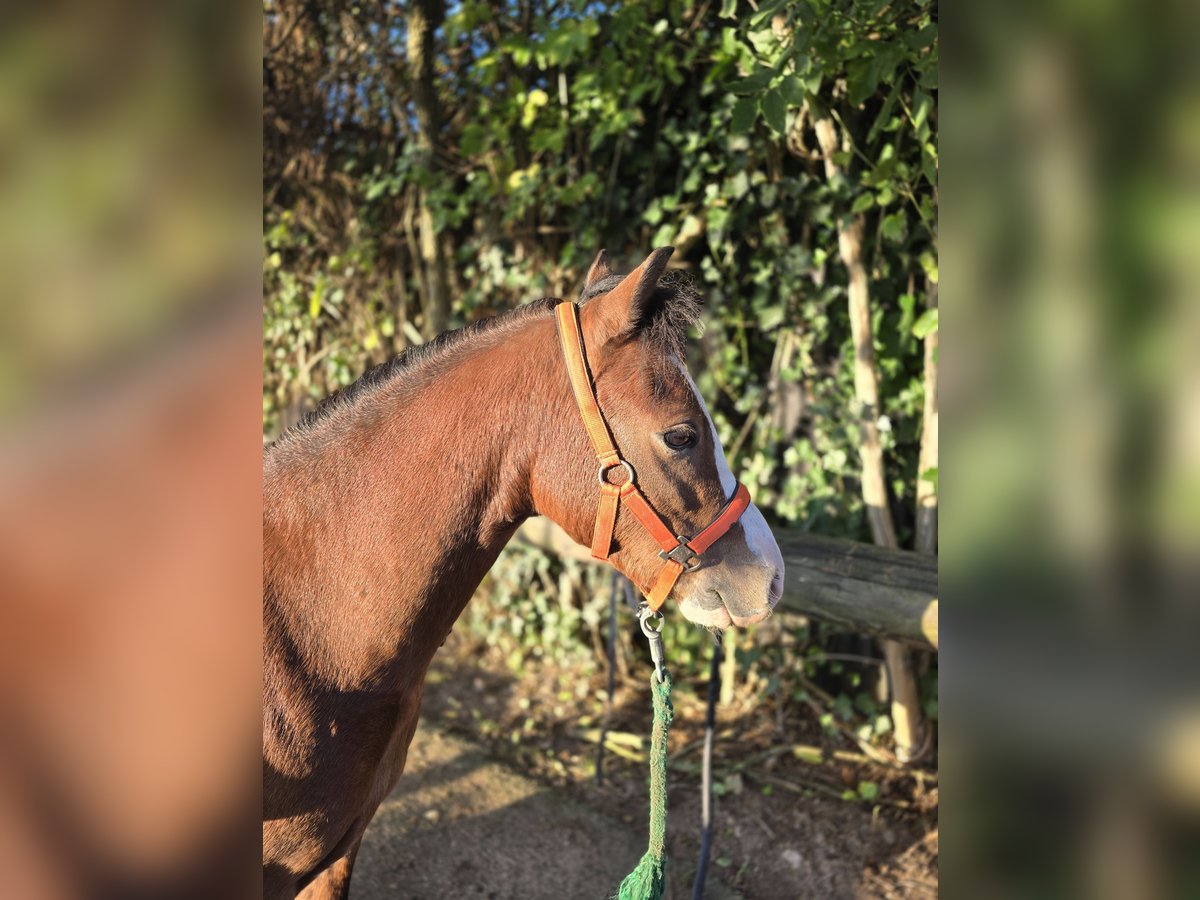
<box><xmin>597</xmin><ymin>459</ymin><xmax>635</xmax><ymax>486</ymax></box>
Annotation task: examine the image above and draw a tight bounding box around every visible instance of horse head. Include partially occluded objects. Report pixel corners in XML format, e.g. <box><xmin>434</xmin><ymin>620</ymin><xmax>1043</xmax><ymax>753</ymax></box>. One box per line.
<box><xmin>532</xmin><ymin>247</ymin><xmax>784</xmax><ymax>629</ymax></box>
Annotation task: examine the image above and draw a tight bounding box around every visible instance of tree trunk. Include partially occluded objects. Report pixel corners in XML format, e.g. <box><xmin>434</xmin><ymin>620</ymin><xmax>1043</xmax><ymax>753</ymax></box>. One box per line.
<box><xmin>407</xmin><ymin>0</ymin><xmax>450</xmax><ymax>338</ymax></box>
<box><xmin>814</xmin><ymin>116</ymin><xmax>926</xmax><ymax>763</ymax></box>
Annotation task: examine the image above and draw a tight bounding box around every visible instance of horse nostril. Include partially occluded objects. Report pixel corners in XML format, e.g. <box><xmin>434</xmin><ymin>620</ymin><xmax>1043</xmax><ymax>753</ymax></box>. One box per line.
<box><xmin>768</xmin><ymin>569</ymin><xmax>783</xmax><ymax>605</ymax></box>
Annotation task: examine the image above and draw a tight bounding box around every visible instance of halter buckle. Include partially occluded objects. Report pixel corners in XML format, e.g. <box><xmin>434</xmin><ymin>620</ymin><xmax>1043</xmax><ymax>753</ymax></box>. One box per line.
<box><xmin>659</xmin><ymin>536</ymin><xmax>702</xmax><ymax>571</ymax></box>
<box><xmin>597</xmin><ymin>459</ymin><xmax>635</xmax><ymax>486</ymax></box>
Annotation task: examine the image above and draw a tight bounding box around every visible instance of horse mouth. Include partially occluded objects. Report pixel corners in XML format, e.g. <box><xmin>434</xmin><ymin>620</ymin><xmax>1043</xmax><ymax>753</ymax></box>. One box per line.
<box><xmin>683</xmin><ymin>601</ymin><xmax>733</xmax><ymax>630</ymax></box>
<box><xmin>729</xmin><ymin>606</ymin><xmax>773</xmax><ymax>628</ymax></box>
<box><xmin>680</xmin><ymin>590</ymin><xmax>773</xmax><ymax>630</ymax></box>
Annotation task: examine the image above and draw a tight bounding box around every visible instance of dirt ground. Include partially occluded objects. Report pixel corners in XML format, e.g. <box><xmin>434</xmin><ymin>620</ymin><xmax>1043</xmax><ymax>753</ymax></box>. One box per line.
<box><xmin>357</xmin><ymin>629</ymin><xmax>938</xmax><ymax>899</ymax></box>
<box><xmin>353</xmin><ymin>726</ymin><xmax>742</xmax><ymax>900</ymax></box>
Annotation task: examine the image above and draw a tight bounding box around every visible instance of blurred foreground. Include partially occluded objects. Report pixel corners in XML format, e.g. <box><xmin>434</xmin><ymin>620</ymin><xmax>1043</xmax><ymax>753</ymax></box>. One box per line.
<box><xmin>0</xmin><ymin>1</ymin><xmax>262</xmax><ymax>897</ymax></box>
<box><xmin>944</xmin><ymin>0</ymin><xmax>1200</xmax><ymax>895</ymax></box>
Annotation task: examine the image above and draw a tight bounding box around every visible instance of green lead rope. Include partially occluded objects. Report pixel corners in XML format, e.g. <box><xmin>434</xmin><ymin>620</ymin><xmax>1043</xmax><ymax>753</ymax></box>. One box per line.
<box><xmin>615</xmin><ymin>670</ymin><xmax>674</xmax><ymax>900</ymax></box>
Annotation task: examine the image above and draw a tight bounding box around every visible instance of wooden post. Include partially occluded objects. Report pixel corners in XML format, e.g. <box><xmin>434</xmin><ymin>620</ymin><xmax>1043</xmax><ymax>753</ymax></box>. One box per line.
<box><xmin>720</xmin><ymin>629</ymin><xmax>738</xmax><ymax>707</ymax></box>
<box><xmin>814</xmin><ymin>116</ymin><xmax>926</xmax><ymax>763</ymax></box>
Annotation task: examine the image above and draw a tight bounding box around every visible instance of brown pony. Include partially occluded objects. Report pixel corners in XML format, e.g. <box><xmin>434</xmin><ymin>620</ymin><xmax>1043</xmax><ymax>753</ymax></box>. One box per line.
<box><xmin>262</xmin><ymin>248</ymin><xmax>784</xmax><ymax>898</ymax></box>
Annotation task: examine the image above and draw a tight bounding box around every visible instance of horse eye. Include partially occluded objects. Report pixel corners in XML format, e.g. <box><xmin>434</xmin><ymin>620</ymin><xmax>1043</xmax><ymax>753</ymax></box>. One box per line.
<box><xmin>663</xmin><ymin>427</ymin><xmax>697</xmax><ymax>450</ymax></box>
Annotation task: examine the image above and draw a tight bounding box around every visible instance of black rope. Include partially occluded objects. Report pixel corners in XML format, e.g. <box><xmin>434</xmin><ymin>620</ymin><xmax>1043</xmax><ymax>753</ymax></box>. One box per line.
<box><xmin>595</xmin><ymin>571</ymin><xmax>620</xmax><ymax>784</ymax></box>
<box><xmin>596</xmin><ymin>575</ymin><xmax>651</xmax><ymax>782</ymax></box>
<box><xmin>690</xmin><ymin>638</ymin><xmax>723</xmax><ymax>900</ymax></box>
<box><xmin>620</xmin><ymin>574</ymin><xmax>640</xmax><ymax>612</ymax></box>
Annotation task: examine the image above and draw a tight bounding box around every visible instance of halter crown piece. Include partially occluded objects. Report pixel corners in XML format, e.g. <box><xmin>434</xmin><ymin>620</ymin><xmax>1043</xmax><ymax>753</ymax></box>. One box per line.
<box><xmin>554</xmin><ymin>301</ymin><xmax>751</xmax><ymax>612</ymax></box>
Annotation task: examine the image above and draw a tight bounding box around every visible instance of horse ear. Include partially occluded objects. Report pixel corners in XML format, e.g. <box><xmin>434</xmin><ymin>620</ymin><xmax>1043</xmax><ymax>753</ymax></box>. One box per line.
<box><xmin>584</xmin><ymin>247</ymin><xmax>674</xmax><ymax>345</ymax></box>
<box><xmin>585</xmin><ymin>249</ymin><xmax>613</xmax><ymax>290</ymax></box>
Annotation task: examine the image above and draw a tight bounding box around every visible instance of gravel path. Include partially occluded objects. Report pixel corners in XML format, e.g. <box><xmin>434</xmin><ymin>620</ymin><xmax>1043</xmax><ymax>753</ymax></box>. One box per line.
<box><xmin>352</xmin><ymin>725</ymin><xmax>741</xmax><ymax>900</ymax></box>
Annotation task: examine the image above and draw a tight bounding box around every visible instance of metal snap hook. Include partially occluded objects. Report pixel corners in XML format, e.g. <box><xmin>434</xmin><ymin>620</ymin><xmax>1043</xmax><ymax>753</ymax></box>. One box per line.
<box><xmin>637</xmin><ymin>604</ymin><xmax>667</xmax><ymax>683</ymax></box>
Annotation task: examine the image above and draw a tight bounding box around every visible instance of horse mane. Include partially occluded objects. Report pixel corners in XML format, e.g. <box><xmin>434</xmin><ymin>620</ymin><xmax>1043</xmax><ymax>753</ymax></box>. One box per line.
<box><xmin>269</xmin><ymin>296</ymin><xmax>561</xmax><ymax>447</ymax></box>
<box><xmin>268</xmin><ymin>266</ymin><xmax>703</xmax><ymax>449</ymax></box>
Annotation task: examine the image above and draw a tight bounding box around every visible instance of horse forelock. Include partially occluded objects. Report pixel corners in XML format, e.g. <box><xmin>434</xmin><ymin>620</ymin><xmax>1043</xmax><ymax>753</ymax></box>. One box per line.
<box><xmin>580</xmin><ymin>267</ymin><xmax>703</xmax><ymax>363</ymax></box>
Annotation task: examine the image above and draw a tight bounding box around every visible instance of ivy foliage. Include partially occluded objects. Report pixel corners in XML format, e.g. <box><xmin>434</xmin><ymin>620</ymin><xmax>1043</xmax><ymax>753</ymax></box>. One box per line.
<box><xmin>264</xmin><ymin>0</ymin><xmax>937</xmax><ymax>691</ymax></box>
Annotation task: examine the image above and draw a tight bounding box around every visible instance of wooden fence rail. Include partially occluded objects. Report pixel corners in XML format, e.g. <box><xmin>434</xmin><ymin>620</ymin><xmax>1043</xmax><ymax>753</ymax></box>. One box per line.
<box><xmin>514</xmin><ymin>519</ymin><xmax>938</xmax><ymax>651</ymax></box>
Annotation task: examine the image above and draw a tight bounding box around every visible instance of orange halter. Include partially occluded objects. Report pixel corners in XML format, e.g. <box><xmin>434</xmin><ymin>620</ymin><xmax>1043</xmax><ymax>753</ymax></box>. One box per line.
<box><xmin>554</xmin><ymin>301</ymin><xmax>751</xmax><ymax>612</ymax></box>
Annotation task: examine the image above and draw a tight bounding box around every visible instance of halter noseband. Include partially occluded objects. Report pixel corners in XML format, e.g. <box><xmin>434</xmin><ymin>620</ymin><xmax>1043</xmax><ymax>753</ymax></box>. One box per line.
<box><xmin>554</xmin><ymin>301</ymin><xmax>751</xmax><ymax>612</ymax></box>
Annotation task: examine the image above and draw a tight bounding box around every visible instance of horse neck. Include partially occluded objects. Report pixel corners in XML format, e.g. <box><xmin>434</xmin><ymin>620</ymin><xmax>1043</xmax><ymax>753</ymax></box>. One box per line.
<box><xmin>265</xmin><ymin>315</ymin><xmax>578</xmax><ymax>693</ymax></box>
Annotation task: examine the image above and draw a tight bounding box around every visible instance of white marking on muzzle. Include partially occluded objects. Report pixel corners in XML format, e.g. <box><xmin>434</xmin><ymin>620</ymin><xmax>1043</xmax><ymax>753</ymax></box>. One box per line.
<box><xmin>676</xmin><ymin>361</ymin><xmax>785</xmax><ymax>583</ymax></box>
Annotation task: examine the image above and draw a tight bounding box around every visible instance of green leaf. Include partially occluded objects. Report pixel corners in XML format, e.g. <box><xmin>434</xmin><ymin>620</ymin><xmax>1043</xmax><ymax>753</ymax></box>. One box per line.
<box><xmin>858</xmin><ymin>781</ymin><xmax>880</xmax><ymax>801</ymax></box>
<box><xmin>719</xmin><ymin>0</ymin><xmax>737</xmax><ymax>19</ymax></box>
<box><xmin>728</xmin><ymin>170</ymin><xmax>750</xmax><ymax>199</ymax></box>
<box><xmin>851</xmin><ymin>193</ymin><xmax>875</xmax><ymax>214</ymax></box>
<box><xmin>913</xmin><ymin>87</ymin><xmax>932</xmax><ymax>130</ymax></box>
<box><xmin>846</xmin><ymin>58</ymin><xmax>880</xmax><ymax>107</ymax></box>
<box><xmin>792</xmin><ymin>746</ymin><xmax>823</xmax><ymax>765</ymax></box>
<box><xmin>759</xmin><ymin>304</ymin><xmax>785</xmax><ymax>331</ymax></box>
<box><xmin>833</xmin><ymin>693</ymin><xmax>854</xmax><ymax>721</ymax></box>
<box><xmin>779</xmin><ymin>74</ymin><xmax>806</xmax><ymax>106</ymax></box>
<box><xmin>921</xmin><ymin>252</ymin><xmax>939</xmax><ymax>284</ymax></box>
<box><xmin>913</xmin><ymin>308</ymin><xmax>938</xmax><ymax>339</ymax></box>
<box><xmin>728</xmin><ymin>68</ymin><xmax>774</xmax><ymax>94</ymax></box>
<box><xmin>920</xmin><ymin>467</ymin><xmax>939</xmax><ymax>491</ymax></box>
<box><xmin>730</xmin><ymin>97</ymin><xmax>758</xmax><ymax>133</ymax></box>
<box><xmin>460</xmin><ymin>123</ymin><xmax>487</xmax><ymax>157</ymax></box>
<box><xmin>521</xmin><ymin>88</ymin><xmax>549</xmax><ymax>128</ymax></box>
<box><xmin>308</xmin><ymin>286</ymin><xmax>322</xmax><ymax>319</ymax></box>
<box><xmin>897</xmin><ymin>292</ymin><xmax>915</xmax><ymax>336</ymax></box>
<box><xmin>881</xmin><ymin>212</ymin><xmax>906</xmax><ymax>242</ymax></box>
<box><xmin>747</xmin><ymin>25</ymin><xmax>780</xmax><ymax>56</ymax></box>
<box><xmin>762</xmin><ymin>89</ymin><xmax>787</xmax><ymax>136</ymax></box>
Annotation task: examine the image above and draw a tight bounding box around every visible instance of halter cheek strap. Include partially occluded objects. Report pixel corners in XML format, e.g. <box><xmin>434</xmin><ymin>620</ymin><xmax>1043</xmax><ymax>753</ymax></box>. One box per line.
<box><xmin>554</xmin><ymin>301</ymin><xmax>751</xmax><ymax>611</ymax></box>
